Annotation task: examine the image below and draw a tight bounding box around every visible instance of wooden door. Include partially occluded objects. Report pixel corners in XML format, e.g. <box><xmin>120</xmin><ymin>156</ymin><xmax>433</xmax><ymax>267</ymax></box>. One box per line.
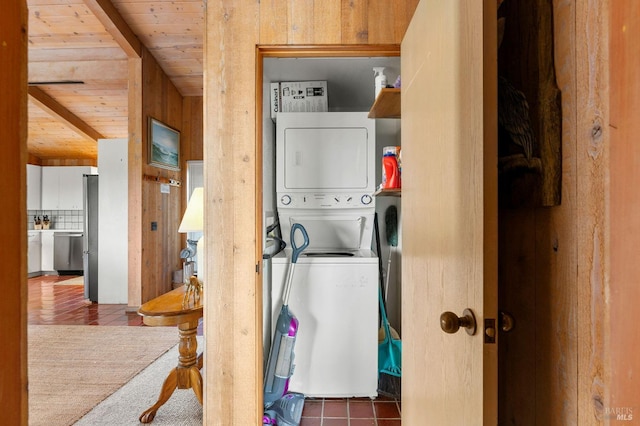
<box><xmin>401</xmin><ymin>0</ymin><xmax>498</xmax><ymax>423</ymax></box>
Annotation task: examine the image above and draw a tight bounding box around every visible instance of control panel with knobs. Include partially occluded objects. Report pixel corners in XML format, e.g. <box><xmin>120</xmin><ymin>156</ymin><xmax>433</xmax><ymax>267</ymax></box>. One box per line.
<box><xmin>278</xmin><ymin>192</ymin><xmax>375</xmax><ymax>209</ymax></box>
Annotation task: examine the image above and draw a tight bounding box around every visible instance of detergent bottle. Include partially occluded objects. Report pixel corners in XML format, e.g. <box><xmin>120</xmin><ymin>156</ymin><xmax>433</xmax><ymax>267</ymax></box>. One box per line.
<box><xmin>382</xmin><ymin>146</ymin><xmax>400</xmax><ymax>189</ymax></box>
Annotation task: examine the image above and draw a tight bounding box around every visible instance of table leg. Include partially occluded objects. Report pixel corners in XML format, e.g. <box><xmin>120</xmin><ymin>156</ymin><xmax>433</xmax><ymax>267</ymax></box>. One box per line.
<box><xmin>139</xmin><ymin>320</ymin><xmax>202</xmax><ymax>423</ymax></box>
<box><xmin>189</xmin><ymin>366</ymin><xmax>204</xmax><ymax>403</ymax></box>
<box><xmin>139</xmin><ymin>368</ymin><xmax>179</xmax><ymax>423</ymax></box>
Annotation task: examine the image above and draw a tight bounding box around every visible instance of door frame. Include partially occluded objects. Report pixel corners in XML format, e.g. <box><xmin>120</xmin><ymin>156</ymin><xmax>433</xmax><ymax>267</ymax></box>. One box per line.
<box><xmin>255</xmin><ymin>44</ymin><xmax>401</xmax><ymax>410</ymax></box>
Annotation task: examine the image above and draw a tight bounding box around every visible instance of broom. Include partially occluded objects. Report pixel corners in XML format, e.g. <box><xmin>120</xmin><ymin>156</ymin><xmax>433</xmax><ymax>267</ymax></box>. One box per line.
<box><xmin>374</xmin><ymin>206</ymin><xmax>401</xmax><ymax>399</ymax></box>
<box><xmin>384</xmin><ymin>205</ymin><xmax>398</xmax><ymax>315</ymax></box>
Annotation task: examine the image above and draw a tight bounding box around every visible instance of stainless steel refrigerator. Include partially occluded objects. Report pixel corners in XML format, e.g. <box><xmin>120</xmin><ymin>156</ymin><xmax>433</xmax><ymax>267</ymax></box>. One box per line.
<box><xmin>83</xmin><ymin>174</ymin><xmax>99</xmax><ymax>302</ymax></box>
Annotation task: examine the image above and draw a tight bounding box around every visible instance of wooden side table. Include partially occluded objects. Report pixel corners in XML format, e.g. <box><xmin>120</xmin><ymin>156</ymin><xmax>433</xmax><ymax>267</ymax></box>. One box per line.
<box><xmin>137</xmin><ymin>285</ymin><xmax>203</xmax><ymax>423</ymax></box>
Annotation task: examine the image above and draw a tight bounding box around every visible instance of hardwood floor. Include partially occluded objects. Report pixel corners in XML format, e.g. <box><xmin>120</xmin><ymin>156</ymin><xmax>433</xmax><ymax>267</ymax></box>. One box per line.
<box><xmin>28</xmin><ymin>274</ymin><xmax>143</xmax><ymax>326</ymax></box>
<box><xmin>27</xmin><ymin>274</ymin><xmax>401</xmax><ymax>424</ymax></box>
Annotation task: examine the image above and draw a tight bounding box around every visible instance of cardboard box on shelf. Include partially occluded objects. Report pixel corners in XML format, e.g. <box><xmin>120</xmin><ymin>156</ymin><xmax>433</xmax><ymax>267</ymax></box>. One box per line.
<box><xmin>271</xmin><ymin>81</ymin><xmax>328</xmax><ymax>120</ymax></box>
<box><xmin>270</xmin><ymin>82</ymin><xmax>280</xmax><ymax>121</ymax></box>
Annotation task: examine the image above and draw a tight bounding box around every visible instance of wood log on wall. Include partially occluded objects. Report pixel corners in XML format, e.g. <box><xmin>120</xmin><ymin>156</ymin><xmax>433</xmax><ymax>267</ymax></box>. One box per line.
<box><xmin>498</xmin><ymin>0</ymin><xmax>562</xmax><ymax>207</ymax></box>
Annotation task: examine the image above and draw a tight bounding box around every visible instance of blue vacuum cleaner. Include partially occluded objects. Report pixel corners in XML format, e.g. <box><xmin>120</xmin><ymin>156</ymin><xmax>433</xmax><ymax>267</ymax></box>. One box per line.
<box><xmin>263</xmin><ymin>223</ymin><xmax>309</xmax><ymax>425</ymax></box>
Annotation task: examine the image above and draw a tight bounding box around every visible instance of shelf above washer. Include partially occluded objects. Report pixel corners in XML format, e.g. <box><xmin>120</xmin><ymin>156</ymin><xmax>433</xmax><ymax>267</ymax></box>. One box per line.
<box><xmin>373</xmin><ymin>188</ymin><xmax>401</xmax><ymax>197</ymax></box>
<box><xmin>368</xmin><ymin>88</ymin><xmax>401</xmax><ymax>119</ymax></box>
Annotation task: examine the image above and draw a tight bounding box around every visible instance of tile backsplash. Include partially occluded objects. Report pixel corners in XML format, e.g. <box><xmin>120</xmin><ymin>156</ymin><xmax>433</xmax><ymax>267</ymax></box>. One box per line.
<box><xmin>28</xmin><ymin>210</ymin><xmax>83</xmax><ymax>230</ymax></box>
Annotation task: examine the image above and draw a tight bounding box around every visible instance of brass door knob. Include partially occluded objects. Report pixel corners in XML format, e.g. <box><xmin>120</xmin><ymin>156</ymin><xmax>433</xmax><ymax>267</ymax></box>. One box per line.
<box><xmin>440</xmin><ymin>308</ymin><xmax>477</xmax><ymax>336</ymax></box>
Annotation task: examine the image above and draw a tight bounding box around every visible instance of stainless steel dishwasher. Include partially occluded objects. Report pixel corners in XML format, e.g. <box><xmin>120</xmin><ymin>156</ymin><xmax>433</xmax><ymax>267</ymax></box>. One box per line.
<box><xmin>54</xmin><ymin>232</ymin><xmax>84</xmax><ymax>274</ymax></box>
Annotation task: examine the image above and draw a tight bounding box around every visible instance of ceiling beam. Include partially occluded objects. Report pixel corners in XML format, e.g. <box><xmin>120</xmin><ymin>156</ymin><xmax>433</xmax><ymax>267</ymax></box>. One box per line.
<box><xmin>28</xmin><ymin>87</ymin><xmax>105</xmax><ymax>142</ymax></box>
<box><xmin>83</xmin><ymin>0</ymin><xmax>142</xmax><ymax>58</ymax></box>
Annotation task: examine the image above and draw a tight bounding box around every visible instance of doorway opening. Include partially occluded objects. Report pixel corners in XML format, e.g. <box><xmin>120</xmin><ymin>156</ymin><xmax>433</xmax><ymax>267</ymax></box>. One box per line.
<box><xmin>256</xmin><ymin>45</ymin><xmax>402</xmax><ymax>422</ymax></box>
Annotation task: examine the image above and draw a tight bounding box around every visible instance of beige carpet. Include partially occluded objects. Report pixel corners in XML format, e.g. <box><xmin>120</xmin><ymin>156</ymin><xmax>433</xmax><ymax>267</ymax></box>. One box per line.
<box><xmin>28</xmin><ymin>325</ymin><xmax>178</xmax><ymax>426</ymax></box>
<box><xmin>75</xmin><ymin>339</ymin><xmax>203</xmax><ymax>425</ymax></box>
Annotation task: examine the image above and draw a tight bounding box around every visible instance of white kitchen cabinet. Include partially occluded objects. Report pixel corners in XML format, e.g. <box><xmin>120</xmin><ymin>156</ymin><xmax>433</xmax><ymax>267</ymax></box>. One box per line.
<box><xmin>27</xmin><ymin>164</ymin><xmax>42</xmax><ymax>210</ymax></box>
<box><xmin>41</xmin><ymin>167</ymin><xmax>58</xmax><ymax>209</ymax></box>
<box><xmin>41</xmin><ymin>230</ymin><xmax>55</xmax><ymax>272</ymax></box>
<box><xmin>58</xmin><ymin>167</ymin><xmax>85</xmax><ymax>209</ymax></box>
<box><xmin>41</xmin><ymin>166</ymin><xmax>97</xmax><ymax>210</ymax></box>
<box><xmin>28</xmin><ymin>231</ymin><xmax>42</xmax><ymax>275</ymax></box>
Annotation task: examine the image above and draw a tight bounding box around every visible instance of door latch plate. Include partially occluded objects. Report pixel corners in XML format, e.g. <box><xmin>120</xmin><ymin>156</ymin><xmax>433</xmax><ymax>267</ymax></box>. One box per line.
<box><xmin>484</xmin><ymin>318</ymin><xmax>496</xmax><ymax>344</ymax></box>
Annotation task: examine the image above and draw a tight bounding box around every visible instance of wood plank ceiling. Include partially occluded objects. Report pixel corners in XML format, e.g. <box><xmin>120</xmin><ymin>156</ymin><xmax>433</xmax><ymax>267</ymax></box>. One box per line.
<box><xmin>26</xmin><ymin>0</ymin><xmax>203</xmax><ymax>162</ymax></box>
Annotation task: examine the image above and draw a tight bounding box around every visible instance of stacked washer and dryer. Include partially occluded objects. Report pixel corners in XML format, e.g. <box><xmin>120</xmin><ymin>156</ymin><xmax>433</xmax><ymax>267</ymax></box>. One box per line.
<box><xmin>270</xmin><ymin>112</ymin><xmax>379</xmax><ymax>398</ymax></box>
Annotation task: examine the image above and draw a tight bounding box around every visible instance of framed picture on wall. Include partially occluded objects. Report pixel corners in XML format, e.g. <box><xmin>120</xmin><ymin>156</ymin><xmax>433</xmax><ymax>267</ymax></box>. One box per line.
<box><xmin>148</xmin><ymin>117</ymin><xmax>180</xmax><ymax>170</ymax></box>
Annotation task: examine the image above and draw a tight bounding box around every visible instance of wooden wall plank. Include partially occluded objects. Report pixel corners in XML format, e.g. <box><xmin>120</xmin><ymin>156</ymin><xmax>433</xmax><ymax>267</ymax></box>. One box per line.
<box><xmin>341</xmin><ymin>0</ymin><xmax>368</xmax><ymax>44</ymax></box>
<box><xmin>181</xmin><ymin>96</ymin><xmax>203</xmax><ymax>162</ymax></box>
<box><xmin>607</xmin><ymin>0</ymin><xmax>639</xmax><ymax>420</ymax></box>
<box><xmin>287</xmin><ymin>0</ymin><xmax>314</xmax><ymax>44</ymax></box>
<box><xmin>367</xmin><ymin>0</ymin><xmax>397</xmax><ymax>44</ymax></box>
<box><xmin>0</xmin><ymin>0</ymin><xmax>28</xmax><ymax>422</ymax></box>
<box><xmin>394</xmin><ymin>1</ymin><xmax>419</xmax><ymax>41</ymax></box>
<box><xmin>534</xmin><ymin>207</ymin><xmax>578</xmax><ymax>424</ymax></box>
<box><xmin>313</xmin><ymin>0</ymin><xmax>342</xmax><ymax>44</ymax></box>
<box><xmin>536</xmin><ymin>0</ymin><xmax>579</xmax><ymax>423</ymax></box>
<box><xmin>498</xmin><ymin>208</ymin><xmax>538</xmax><ymax>423</ymax></box>
<box><xmin>575</xmin><ymin>0</ymin><xmax>608</xmax><ymax>422</ymax></box>
<box><xmin>259</xmin><ymin>0</ymin><xmax>288</xmax><ymax>44</ymax></box>
<box><xmin>141</xmin><ymin>49</ymin><xmax>162</xmax><ymax>301</ymax></box>
<box><xmin>138</xmin><ymin>47</ymin><xmax>183</xmax><ymax>303</ymax></box>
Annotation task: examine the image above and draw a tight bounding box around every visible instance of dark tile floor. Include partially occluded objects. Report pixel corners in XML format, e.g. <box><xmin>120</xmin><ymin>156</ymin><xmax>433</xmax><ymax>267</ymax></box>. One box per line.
<box><xmin>28</xmin><ymin>274</ymin><xmax>401</xmax><ymax>423</ymax></box>
<box><xmin>300</xmin><ymin>397</ymin><xmax>401</xmax><ymax>425</ymax></box>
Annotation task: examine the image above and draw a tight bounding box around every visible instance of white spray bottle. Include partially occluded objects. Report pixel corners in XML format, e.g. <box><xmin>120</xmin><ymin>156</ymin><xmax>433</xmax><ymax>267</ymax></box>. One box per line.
<box><xmin>373</xmin><ymin>67</ymin><xmax>387</xmax><ymax>99</ymax></box>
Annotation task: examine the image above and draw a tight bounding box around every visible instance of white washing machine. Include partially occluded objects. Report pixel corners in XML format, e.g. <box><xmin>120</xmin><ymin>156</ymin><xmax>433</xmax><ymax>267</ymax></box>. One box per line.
<box><xmin>271</xmin><ymin>248</ymin><xmax>378</xmax><ymax>398</ymax></box>
<box><xmin>269</xmin><ymin>111</ymin><xmax>379</xmax><ymax>397</ymax></box>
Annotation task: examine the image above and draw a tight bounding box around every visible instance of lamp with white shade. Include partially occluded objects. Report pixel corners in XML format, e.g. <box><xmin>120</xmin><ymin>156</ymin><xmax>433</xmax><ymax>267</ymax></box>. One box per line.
<box><xmin>178</xmin><ymin>187</ymin><xmax>204</xmax><ymax>286</ymax></box>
